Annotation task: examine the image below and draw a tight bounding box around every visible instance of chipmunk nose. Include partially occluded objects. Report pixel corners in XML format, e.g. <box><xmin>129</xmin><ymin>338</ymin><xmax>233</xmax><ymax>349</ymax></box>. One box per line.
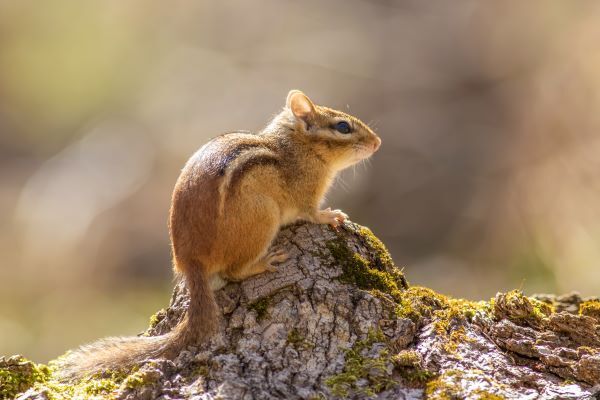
<box><xmin>373</xmin><ymin>136</ymin><xmax>382</xmax><ymax>152</ymax></box>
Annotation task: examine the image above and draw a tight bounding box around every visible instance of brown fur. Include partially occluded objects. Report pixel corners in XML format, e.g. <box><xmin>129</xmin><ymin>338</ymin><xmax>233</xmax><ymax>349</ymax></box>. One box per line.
<box><xmin>57</xmin><ymin>90</ymin><xmax>381</xmax><ymax>380</ymax></box>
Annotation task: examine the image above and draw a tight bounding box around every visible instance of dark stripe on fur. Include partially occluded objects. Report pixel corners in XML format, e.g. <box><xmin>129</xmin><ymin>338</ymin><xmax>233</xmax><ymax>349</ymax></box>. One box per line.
<box><xmin>216</xmin><ymin>142</ymin><xmax>267</xmax><ymax>176</ymax></box>
<box><xmin>227</xmin><ymin>153</ymin><xmax>280</xmax><ymax>193</ymax></box>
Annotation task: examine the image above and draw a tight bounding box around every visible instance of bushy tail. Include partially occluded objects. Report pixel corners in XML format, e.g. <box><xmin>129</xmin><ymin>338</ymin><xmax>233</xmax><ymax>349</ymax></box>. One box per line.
<box><xmin>57</xmin><ymin>259</ymin><xmax>217</xmax><ymax>381</ymax></box>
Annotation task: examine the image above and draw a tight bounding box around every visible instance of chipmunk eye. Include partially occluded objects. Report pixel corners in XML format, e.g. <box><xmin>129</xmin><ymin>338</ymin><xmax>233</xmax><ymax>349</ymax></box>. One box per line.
<box><xmin>334</xmin><ymin>121</ymin><xmax>352</xmax><ymax>134</ymax></box>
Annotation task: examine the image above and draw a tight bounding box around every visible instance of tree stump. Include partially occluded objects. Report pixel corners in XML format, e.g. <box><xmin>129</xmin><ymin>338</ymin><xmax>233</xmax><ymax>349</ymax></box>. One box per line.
<box><xmin>6</xmin><ymin>221</ymin><xmax>600</xmax><ymax>399</ymax></box>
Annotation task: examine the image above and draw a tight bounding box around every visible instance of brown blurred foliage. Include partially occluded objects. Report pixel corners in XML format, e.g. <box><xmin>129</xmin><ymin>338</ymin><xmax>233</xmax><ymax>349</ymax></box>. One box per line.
<box><xmin>1</xmin><ymin>0</ymin><xmax>599</xmax><ymax>361</ymax></box>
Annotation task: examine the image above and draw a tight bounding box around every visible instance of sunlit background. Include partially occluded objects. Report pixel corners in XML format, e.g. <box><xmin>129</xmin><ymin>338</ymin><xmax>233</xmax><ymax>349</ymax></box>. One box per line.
<box><xmin>2</xmin><ymin>0</ymin><xmax>600</xmax><ymax>362</ymax></box>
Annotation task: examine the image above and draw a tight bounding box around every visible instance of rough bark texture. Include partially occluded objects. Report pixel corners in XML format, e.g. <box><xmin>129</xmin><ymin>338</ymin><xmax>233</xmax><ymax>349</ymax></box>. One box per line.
<box><xmin>6</xmin><ymin>221</ymin><xmax>600</xmax><ymax>400</ymax></box>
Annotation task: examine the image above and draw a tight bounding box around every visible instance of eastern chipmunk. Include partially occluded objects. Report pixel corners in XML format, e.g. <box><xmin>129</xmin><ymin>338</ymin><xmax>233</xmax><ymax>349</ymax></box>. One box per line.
<box><xmin>59</xmin><ymin>90</ymin><xmax>381</xmax><ymax>379</ymax></box>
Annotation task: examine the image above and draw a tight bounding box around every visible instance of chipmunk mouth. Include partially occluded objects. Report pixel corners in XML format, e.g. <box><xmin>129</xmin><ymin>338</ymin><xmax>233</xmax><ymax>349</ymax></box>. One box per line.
<box><xmin>335</xmin><ymin>141</ymin><xmax>381</xmax><ymax>171</ymax></box>
<box><xmin>353</xmin><ymin>142</ymin><xmax>379</xmax><ymax>160</ymax></box>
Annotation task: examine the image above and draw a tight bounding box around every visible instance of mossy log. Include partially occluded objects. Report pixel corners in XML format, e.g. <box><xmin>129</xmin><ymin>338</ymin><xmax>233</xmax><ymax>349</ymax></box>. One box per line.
<box><xmin>4</xmin><ymin>221</ymin><xmax>600</xmax><ymax>399</ymax></box>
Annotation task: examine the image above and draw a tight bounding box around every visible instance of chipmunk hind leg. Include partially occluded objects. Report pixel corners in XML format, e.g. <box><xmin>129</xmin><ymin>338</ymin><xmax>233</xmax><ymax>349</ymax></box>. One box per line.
<box><xmin>227</xmin><ymin>248</ymin><xmax>289</xmax><ymax>280</ymax></box>
<box><xmin>220</xmin><ymin>194</ymin><xmax>288</xmax><ymax>281</ymax></box>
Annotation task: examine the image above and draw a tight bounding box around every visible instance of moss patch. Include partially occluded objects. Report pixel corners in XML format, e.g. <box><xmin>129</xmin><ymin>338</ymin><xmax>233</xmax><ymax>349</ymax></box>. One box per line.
<box><xmin>395</xmin><ymin>286</ymin><xmax>487</xmax><ymax>330</ymax></box>
<box><xmin>327</xmin><ymin>226</ymin><xmax>488</xmax><ymax>336</ymax></box>
<box><xmin>425</xmin><ymin>369</ymin><xmax>464</xmax><ymax>399</ymax></box>
<box><xmin>472</xmin><ymin>390</ymin><xmax>506</xmax><ymax>400</ymax></box>
<box><xmin>80</xmin><ymin>377</ymin><xmax>120</xmax><ymax>396</ymax></box>
<box><xmin>0</xmin><ymin>356</ymin><xmax>50</xmax><ymax>399</ymax></box>
<box><xmin>391</xmin><ymin>349</ymin><xmax>421</xmax><ymax>368</ymax></box>
<box><xmin>32</xmin><ymin>368</ymin><xmax>131</xmax><ymax>399</ymax></box>
<box><xmin>398</xmin><ymin>367</ymin><xmax>436</xmax><ymax>386</ymax></box>
<box><xmin>395</xmin><ymin>286</ymin><xmax>448</xmax><ymax>322</ymax></box>
<box><xmin>391</xmin><ymin>350</ymin><xmax>436</xmax><ymax>385</ymax></box>
<box><xmin>122</xmin><ymin>367</ymin><xmax>160</xmax><ymax>390</ymax></box>
<box><xmin>325</xmin><ymin>330</ymin><xmax>435</xmax><ymax>396</ymax></box>
<box><xmin>355</xmin><ymin>226</ymin><xmax>395</xmax><ymax>271</ymax></box>
<box><xmin>326</xmin><ymin>230</ymin><xmax>489</xmax><ymax>361</ymax></box>
<box><xmin>5</xmin><ymin>358</ymin><xmax>140</xmax><ymax>400</ymax></box>
<box><xmin>325</xmin><ymin>329</ymin><xmax>397</xmax><ymax>398</ymax></box>
<box><xmin>492</xmin><ymin>290</ymin><xmax>553</xmax><ymax>328</ymax></box>
<box><xmin>149</xmin><ymin>308</ymin><xmax>166</xmax><ymax>329</ymax></box>
<box><xmin>425</xmin><ymin>369</ymin><xmax>506</xmax><ymax>400</ymax></box>
<box><xmin>248</xmin><ymin>297</ymin><xmax>270</xmax><ymax>321</ymax></box>
<box><xmin>327</xmin><ymin>235</ymin><xmax>406</xmax><ymax>302</ymax></box>
<box><xmin>579</xmin><ymin>299</ymin><xmax>600</xmax><ymax>320</ymax></box>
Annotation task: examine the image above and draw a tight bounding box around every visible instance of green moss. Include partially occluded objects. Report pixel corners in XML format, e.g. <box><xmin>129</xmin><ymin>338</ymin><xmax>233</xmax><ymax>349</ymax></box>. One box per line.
<box><xmin>426</xmin><ymin>369</ymin><xmax>507</xmax><ymax>400</ymax></box>
<box><xmin>248</xmin><ymin>297</ymin><xmax>270</xmax><ymax>321</ymax></box>
<box><xmin>391</xmin><ymin>350</ymin><xmax>421</xmax><ymax>367</ymax></box>
<box><xmin>327</xmin><ymin>238</ymin><xmax>405</xmax><ymax>302</ymax></box>
<box><xmin>0</xmin><ymin>356</ymin><xmax>50</xmax><ymax>399</ymax></box>
<box><xmin>122</xmin><ymin>368</ymin><xmax>159</xmax><ymax>390</ymax></box>
<box><xmin>492</xmin><ymin>290</ymin><xmax>553</xmax><ymax>327</ymax></box>
<box><xmin>326</xmin><ymin>224</ymin><xmax>408</xmax><ymax>300</ymax></box>
<box><xmin>24</xmin><ymin>365</ymin><xmax>134</xmax><ymax>400</ymax></box>
<box><xmin>398</xmin><ymin>367</ymin><xmax>436</xmax><ymax>386</ymax></box>
<box><xmin>366</xmin><ymin>328</ymin><xmax>386</xmax><ymax>344</ymax></box>
<box><xmin>356</xmin><ymin>226</ymin><xmax>395</xmax><ymax>270</ymax></box>
<box><xmin>392</xmin><ymin>287</ymin><xmax>489</xmax><ymax>359</ymax></box>
<box><xmin>149</xmin><ymin>308</ymin><xmax>166</xmax><ymax>329</ymax></box>
<box><xmin>395</xmin><ymin>286</ymin><xmax>487</xmax><ymax>331</ymax></box>
<box><xmin>425</xmin><ymin>369</ymin><xmax>464</xmax><ymax>399</ymax></box>
<box><xmin>579</xmin><ymin>299</ymin><xmax>600</xmax><ymax>320</ymax></box>
<box><xmin>441</xmin><ymin>327</ymin><xmax>469</xmax><ymax>354</ymax></box>
<box><xmin>391</xmin><ymin>350</ymin><xmax>435</xmax><ymax>385</ymax></box>
<box><xmin>122</xmin><ymin>372</ymin><xmax>146</xmax><ymax>390</ymax></box>
<box><xmin>81</xmin><ymin>378</ymin><xmax>120</xmax><ymax>396</ymax></box>
<box><xmin>395</xmin><ymin>286</ymin><xmax>447</xmax><ymax>322</ymax></box>
<box><xmin>326</xmin><ymin>227</ymin><xmax>487</xmax><ymax>347</ymax></box>
<box><xmin>325</xmin><ymin>329</ymin><xmax>396</xmax><ymax>398</ymax></box>
<box><xmin>287</xmin><ymin>329</ymin><xmax>313</xmax><ymax>350</ymax></box>
<box><xmin>472</xmin><ymin>390</ymin><xmax>506</xmax><ymax>400</ymax></box>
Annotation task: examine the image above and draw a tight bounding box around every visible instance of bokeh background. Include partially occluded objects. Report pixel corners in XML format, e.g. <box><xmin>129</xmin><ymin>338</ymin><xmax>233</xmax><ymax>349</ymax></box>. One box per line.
<box><xmin>2</xmin><ymin>0</ymin><xmax>600</xmax><ymax>362</ymax></box>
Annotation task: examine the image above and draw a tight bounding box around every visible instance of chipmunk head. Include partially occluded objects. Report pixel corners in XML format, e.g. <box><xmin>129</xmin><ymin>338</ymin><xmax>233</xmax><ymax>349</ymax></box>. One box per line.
<box><xmin>284</xmin><ymin>90</ymin><xmax>381</xmax><ymax>171</ymax></box>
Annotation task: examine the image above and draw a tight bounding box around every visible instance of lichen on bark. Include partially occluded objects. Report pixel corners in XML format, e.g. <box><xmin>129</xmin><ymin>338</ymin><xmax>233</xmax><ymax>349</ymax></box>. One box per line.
<box><xmin>6</xmin><ymin>221</ymin><xmax>600</xmax><ymax>400</ymax></box>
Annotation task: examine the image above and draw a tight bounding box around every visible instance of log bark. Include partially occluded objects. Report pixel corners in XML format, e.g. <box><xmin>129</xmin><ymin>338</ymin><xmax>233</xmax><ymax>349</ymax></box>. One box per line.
<box><xmin>8</xmin><ymin>221</ymin><xmax>600</xmax><ymax>399</ymax></box>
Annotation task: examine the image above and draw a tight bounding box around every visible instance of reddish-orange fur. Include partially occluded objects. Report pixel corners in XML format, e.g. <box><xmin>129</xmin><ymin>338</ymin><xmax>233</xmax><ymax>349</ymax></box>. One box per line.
<box><xmin>57</xmin><ymin>90</ymin><xmax>381</xmax><ymax>380</ymax></box>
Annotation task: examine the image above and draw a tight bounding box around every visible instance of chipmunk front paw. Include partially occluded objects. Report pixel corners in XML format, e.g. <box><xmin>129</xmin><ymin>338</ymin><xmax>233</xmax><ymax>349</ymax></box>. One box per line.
<box><xmin>315</xmin><ymin>207</ymin><xmax>348</xmax><ymax>227</ymax></box>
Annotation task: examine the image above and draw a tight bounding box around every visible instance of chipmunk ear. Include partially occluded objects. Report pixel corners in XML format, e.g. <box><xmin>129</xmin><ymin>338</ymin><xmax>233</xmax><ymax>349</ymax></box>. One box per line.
<box><xmin>286</xmin><ymin>90</ymin><xmax>316</xmax><ymax>124</ymax></box>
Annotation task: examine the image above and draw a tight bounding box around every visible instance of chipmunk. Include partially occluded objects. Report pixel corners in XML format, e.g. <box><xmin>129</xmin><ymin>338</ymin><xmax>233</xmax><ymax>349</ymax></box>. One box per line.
<box><xmin>58</xmin><ymin>90</ymin><xmax>381</xmax><ymax>379</ymax></box>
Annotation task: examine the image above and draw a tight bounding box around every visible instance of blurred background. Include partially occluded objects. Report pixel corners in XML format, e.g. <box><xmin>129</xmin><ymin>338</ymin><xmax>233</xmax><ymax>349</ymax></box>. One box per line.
<box><xmin>1</xmin><ymin>0</ymin><xmax>600</xmax><ymax>362</ymax></box>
